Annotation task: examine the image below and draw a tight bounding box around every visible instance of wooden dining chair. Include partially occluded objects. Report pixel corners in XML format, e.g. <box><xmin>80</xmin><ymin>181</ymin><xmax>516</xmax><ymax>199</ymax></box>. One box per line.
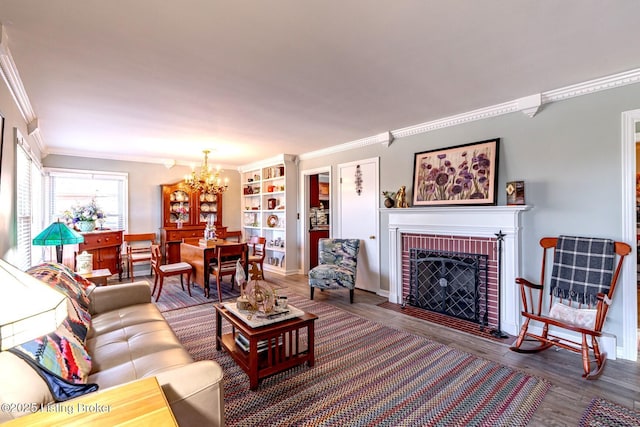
<box><xmin>510</xmin><ymin>235</ymin><xmax>631</xmax><ymax>379</ymax></box>
<box><xmin>123</xmin><ymin>233</ymin><xmax>156</xmax><ymax>282</ymax></box>
<box><xmin>247</xmin><ymin>235</ymin><xmax>267</xmax><ymax>280</ymax></box>
<box><xmin>150</xmin><ymin>245</ymin><xmax>193</xmax><ymax>302</ymax></box>
<box><xmin>208</xmin><ymin>242</ymin><xmax>248</xmax><ymax>303</ymax></box>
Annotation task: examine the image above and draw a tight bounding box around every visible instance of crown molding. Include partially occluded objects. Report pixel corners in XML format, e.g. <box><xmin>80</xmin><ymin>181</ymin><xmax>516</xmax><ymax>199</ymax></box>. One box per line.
<box><xmin>45</xmin><ymin>146</ymin><xmax>175</xmax><ymax>166</ymax></box>
<box><xmin>0</xmin><ymin>25</ymin><xmax>44</xmax><ymax>155</ymax></box>
<box><xmin>300</xmin><ymin>67</ymin><xmax>640</xmax><ymax>160</ymax></box>
<box><xmin>237</xmin><ymin>153</ymin><xmax>298</xmax><ymax>172</ymax></box>
<box><xmin>298</xmin><ymin>133</ymin><xmax>391</xmax><ymax>161</ymax></box>
<box><xmin>542</xmin><ymin>68</ymin><xmax>640</xmax><ymax>103</ymax></box>
<box><xmin>45</xmin><ymin>146</ymin><xmax>240</xmax><ymax>171</ymax></box>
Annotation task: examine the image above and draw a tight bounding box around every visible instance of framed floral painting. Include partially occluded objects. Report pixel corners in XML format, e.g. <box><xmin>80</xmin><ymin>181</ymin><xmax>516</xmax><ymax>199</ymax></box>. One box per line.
<box><xmin>411</xmin><ymin>138</ymin><xmax>499</xmax><ymax>206</ymax></box>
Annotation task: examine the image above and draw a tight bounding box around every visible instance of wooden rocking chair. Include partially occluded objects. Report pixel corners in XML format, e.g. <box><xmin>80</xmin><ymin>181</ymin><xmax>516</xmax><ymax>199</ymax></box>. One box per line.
<box><xmin>510</xmin><ymin>236</ymin><xmax>631</xmax><ymax>379</ymax></box>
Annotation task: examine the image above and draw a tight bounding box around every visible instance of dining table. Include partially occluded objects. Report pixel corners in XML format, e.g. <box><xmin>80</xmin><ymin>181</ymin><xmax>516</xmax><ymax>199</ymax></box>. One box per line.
<box><xmin>180</xmin><ymin>239</ymin><xmax>248</xmax><ymax>298</ymax></box>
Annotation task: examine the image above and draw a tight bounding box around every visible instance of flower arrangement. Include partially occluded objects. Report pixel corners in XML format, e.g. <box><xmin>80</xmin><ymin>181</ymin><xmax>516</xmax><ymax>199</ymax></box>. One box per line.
<box><xmin>64</xmin><ymin>199</ymin><xmax>106</xmax><ymax>224</ymax></box>
<box><xmin>175</xmin><ymin>204</ymin><xmax>188</xmax><ymax>222</ymax></box>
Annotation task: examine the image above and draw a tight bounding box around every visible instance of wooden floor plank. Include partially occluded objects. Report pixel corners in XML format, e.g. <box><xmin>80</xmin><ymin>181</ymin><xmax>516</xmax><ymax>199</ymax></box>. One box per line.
<box><xmin>271</xmin><ymin>273</ymin><xmax>640</xmax><ymax>425</ymax></box>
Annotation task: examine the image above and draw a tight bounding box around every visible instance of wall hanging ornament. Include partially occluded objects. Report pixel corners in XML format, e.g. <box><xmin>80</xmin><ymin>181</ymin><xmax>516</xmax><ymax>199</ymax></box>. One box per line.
<box><xmin>355</xmin><ymin>165</ymin><xmax>363</xmax><ymax>195</ymax></box>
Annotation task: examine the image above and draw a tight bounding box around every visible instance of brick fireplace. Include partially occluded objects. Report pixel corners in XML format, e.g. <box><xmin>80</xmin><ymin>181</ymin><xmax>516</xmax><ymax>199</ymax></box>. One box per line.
<box><xmin>405</xmin><ymin>235</ymin><xmax>496</xmax><ymax>328</ymax></box>
<box><xmin>387</xmin><ymin>206</ymin><xmax>529</xmax><ymax>336</ymax></box>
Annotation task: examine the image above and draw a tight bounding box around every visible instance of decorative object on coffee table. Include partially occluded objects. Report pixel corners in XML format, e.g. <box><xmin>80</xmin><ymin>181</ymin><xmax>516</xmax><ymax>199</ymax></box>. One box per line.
<box><xmin>245</xmin><ymin>279</ymin><xmax>276</xmax><ymax>313</ymax></box>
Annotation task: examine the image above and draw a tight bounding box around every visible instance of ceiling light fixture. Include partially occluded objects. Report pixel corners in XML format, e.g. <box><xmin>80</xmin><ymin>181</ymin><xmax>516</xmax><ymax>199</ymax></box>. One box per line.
<box><xmin>184</xmin><ymin>150</ymin><xmax>229</xmax><ymax>195</ymax></box>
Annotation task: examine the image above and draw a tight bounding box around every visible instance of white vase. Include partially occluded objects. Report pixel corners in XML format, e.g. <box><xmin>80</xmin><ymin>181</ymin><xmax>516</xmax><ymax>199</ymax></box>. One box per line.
<box><xmin>77</xmin><ymin>220</ymin><xmax>96</xmax><ymax>232</ymax></box>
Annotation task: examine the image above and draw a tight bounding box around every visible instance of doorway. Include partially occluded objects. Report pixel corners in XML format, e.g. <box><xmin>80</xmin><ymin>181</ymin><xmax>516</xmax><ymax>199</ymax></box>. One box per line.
<box><xmin>308</xmin><ymin>172</ymin><xmax>330</xmax><ymax>270</ymax></box>
<box><xmin>621</xmin><ymin>109</ymin><xmax>640</xmax><ymax>361</ymax></box>
<box><xmin>635</xmin><ymin>130</ymin><xmax>640</xmax><ymax>352</ymax></box>
<box><xmin>300</xmin><ymin>167</ymin><xmax>331</xmax><ymax>274</ymax></box>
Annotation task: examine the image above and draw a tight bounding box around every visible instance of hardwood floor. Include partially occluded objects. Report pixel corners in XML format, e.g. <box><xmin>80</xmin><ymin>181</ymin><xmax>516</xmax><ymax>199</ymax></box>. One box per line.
<box><xmin>268</xmin><ymin>273</ymin><xmax>640</xmax><ymax>426</ymax></box>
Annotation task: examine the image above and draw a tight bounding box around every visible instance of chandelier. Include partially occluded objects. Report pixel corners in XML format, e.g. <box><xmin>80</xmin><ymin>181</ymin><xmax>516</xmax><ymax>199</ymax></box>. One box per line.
<box><xmin>184</xmin><ymin>150</ymin><xmax>229</xmax><ymax>194</ymax></box>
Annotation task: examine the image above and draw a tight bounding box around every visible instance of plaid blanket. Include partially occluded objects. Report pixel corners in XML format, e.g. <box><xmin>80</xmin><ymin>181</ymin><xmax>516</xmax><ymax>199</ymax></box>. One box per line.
<box><xmin>550</xmin><ymin>235</ymin><xmax>615</xmax><ymax>305</ymax></box>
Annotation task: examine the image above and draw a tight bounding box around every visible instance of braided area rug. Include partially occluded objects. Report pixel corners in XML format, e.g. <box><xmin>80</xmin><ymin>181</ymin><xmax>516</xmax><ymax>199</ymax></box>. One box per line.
<box><xmin>163</xmin><ymin>295</ymin><xmax>550</xmax><ymax>427</ymax></box>
<box><xmin>115</xmin><ymin>275</ymin><xmax>240</xmax><ymax>312</ymax></box>
<box><xmin>579</xmin><ymin>398</ymin><xmax>640</xmax><ymax>427</ymax></box>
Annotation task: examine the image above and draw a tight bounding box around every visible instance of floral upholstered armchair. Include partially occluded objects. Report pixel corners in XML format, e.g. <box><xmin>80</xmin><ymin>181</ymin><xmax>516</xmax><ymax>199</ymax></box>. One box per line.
<box><xmin>309</xmin><ymin>238</ymin><xmax>360</xmax><ymax>303</ymax></box>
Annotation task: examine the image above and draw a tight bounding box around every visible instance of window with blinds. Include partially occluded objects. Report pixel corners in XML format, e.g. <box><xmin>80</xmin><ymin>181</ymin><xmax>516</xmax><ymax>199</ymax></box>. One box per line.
<box><xmin>16</xmin><ymin>142</ymin><xmax>43</xmax><ymax>269</ymax></box>
<box><xmin>46</xmin><ymin>169</ymin><xmax>128</xmax><ymax>232</ymax></box>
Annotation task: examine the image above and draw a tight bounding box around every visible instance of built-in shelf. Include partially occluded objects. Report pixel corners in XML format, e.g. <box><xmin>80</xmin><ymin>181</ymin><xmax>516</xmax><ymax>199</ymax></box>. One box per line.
<box><xmin>239</xmin><ymin>154</ymin><xmax>298</xmax><ymax>275</ymax></box>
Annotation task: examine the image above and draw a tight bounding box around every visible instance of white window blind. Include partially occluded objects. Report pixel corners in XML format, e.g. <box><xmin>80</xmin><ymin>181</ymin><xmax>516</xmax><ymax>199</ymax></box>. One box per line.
<box><xmin>16</xmin><ymin>144</ymin><xmax>31</xmax><ymax>270</ymax></box>
<box><xmin>16</xmin><ymin>143</ymin><xmax>43</xmax><ymax>269</ymax></box>
<box><xmin>46</xmin><ymin>169</ymin><xmax>128</xmax><ymax>232</ymax></box>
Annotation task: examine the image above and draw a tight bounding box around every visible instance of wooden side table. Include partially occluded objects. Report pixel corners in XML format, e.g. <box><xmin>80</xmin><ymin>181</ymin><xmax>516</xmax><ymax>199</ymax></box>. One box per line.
<box><xmin>2</xmin><ymin>377</ymin><xmax>177</xmax><ymax>426</ymax></box>
<box><xmin>80</xmin><ymin>268</ymin><xmax>112</xmax><ymax>286</ymax></box>
<box><xmin>77</xmin><ymin>230</ymin><xmax>124</xmax><ymax>280</ymax></box>
<box><xmin>215</xmin><ymin>303</ymin><xmax>317</xmax><ymax>390</ymax></box>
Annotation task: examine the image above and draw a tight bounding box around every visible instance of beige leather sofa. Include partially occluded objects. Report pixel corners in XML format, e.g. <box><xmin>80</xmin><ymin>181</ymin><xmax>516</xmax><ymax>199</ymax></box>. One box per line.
<box><xmin>0</xmin><ymin>281</ymin><xmax>225</xmax><ymax>425</ymax></box>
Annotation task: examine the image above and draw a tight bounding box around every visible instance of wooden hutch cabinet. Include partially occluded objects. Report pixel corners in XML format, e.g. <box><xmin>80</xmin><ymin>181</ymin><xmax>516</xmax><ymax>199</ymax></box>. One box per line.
<box><xmin>77</xmin><ymin>230</ymin><xmax>124</xmax><ymax>279</ymax></box>
<box><xmin>160</xmin><ymin>181</ymin><xmax>225</xmax><ymax>264</ymax></box>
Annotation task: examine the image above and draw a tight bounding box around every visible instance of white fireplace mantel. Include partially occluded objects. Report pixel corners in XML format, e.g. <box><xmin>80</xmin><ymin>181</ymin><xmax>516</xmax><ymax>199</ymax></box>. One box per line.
<box><xmin>386</xmin><ymin>206</ymin><xmax>530</xmax><ymax>336</ymax></box>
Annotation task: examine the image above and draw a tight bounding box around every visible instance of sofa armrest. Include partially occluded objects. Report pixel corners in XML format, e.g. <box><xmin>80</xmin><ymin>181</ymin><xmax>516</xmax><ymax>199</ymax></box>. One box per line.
<box><xmin>87</xmin><ymin>282</ymin><xmax>151</xmax><ymax>315</ymax></box>
<box><xmin>155</xmin><ymin>361</ymin><xmax>225</xmax><ymax>426</ymax></box>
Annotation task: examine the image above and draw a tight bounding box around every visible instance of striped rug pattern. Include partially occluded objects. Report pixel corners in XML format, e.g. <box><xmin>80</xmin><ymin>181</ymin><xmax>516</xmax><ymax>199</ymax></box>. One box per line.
<box><xmin>116</xmin><ymin>275</ymin><xmax>240</xmax><ymax>312</ymax></box>
<box><xmin>579</xmin><ymin>398</ymin><xmax>640</xmax><ymax>427</ymax></box>
<box><xmin>163</xmin><ymin>294</ymin><xmax>550</xmax><ymax>426</ymax></box>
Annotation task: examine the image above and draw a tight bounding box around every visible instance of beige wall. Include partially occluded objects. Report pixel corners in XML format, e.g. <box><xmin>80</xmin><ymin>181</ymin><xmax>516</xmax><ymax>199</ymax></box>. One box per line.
<box><xmin>42</xmin><ymin>155</ymin><xmax>242</xmax><ymax>238</ymax></box>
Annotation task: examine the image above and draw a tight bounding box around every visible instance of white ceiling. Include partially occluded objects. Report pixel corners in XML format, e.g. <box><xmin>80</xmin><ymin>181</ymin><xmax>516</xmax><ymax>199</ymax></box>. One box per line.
<box><xmin>1</xmin><ymin>1</ymin><xmax>639</xmax><ymax>167</ymax></box>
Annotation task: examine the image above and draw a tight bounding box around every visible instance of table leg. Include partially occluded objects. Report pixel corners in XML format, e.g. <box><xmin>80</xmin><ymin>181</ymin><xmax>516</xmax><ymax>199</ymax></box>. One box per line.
<box><xmin>249</xmin><ymin>338</ymin><xmax>260</xmax><ymax>390</ymax></box>
<box><xmin>308</xmin><ymin>321</ymin><xmax>315</xmax><ymax>367</ymax></box>
<box><xmin>204</xmin><ymin>256</ymin><xmax>211</xmax><ymax>298</ymax></box>
<box><xmin>215</xmin><ymin>308</ymin><xmax>222</xmax><ymax>351</ymax></box>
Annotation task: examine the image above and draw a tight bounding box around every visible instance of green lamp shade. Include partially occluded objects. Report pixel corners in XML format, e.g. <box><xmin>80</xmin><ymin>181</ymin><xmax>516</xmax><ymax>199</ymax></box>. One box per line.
<box><xmin>33</xmin><ymin>221</ymin><xmax>85</xmax><ymax>263</ymax></box>
<box><xmin>33</xmin><ymin>221</ymin><xmax>85</xmax><ymax>246</ymax></box>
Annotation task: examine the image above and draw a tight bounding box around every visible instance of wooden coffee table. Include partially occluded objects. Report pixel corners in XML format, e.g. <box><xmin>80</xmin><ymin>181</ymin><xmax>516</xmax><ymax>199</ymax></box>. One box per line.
<box><xmin>215</xmin><ymin>303</ymin><xmax>317</xmax><ymax>390</ymax></box>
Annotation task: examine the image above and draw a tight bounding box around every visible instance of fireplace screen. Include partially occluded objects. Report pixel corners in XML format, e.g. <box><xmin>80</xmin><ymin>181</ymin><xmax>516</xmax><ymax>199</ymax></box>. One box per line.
<box><xmin>406</xmin><ymin>249</ymin><xmax>488</xmax><ymax>325</ymax></box>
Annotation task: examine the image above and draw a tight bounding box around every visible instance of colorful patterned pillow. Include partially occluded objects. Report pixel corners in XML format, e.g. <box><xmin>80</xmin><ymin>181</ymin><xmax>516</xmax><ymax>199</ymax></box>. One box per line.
<box><xmin>9</xmin><ymin>321</ymin><xmax>97</xmax><ymax>400</ymax></box>
<box><xmin>27</xmin><ymin>263</ymin><xmax>92</xmax><ymax>338</ymax></box>
<box><xmin>12</xmin><ymin>264</ymin><xmax>99</xmax><ymax>401</ymax></box>
<box><xmin>26</xmin><ymin>262</ymin><xmax>92</xmax><ymax>307</ymax></box>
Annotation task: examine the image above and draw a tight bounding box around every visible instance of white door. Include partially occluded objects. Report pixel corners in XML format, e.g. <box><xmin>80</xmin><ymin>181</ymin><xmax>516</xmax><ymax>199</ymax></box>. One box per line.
<box><xmin>338</xmin><ymin>158</ymin><xmax>380</xmax><ymax>293</ymax></box>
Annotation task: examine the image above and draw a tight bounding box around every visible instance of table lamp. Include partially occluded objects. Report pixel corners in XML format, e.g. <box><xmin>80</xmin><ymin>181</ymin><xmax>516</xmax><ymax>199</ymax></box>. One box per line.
<box><xmin>0</xmin><ymin>259</ymin><xmax>67</xmax><ymax>350</ymax></box>
<box><xmin>32</xmin><ymin>220</ymin><xmax>85</xmax><ymax>263</ymax></box>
